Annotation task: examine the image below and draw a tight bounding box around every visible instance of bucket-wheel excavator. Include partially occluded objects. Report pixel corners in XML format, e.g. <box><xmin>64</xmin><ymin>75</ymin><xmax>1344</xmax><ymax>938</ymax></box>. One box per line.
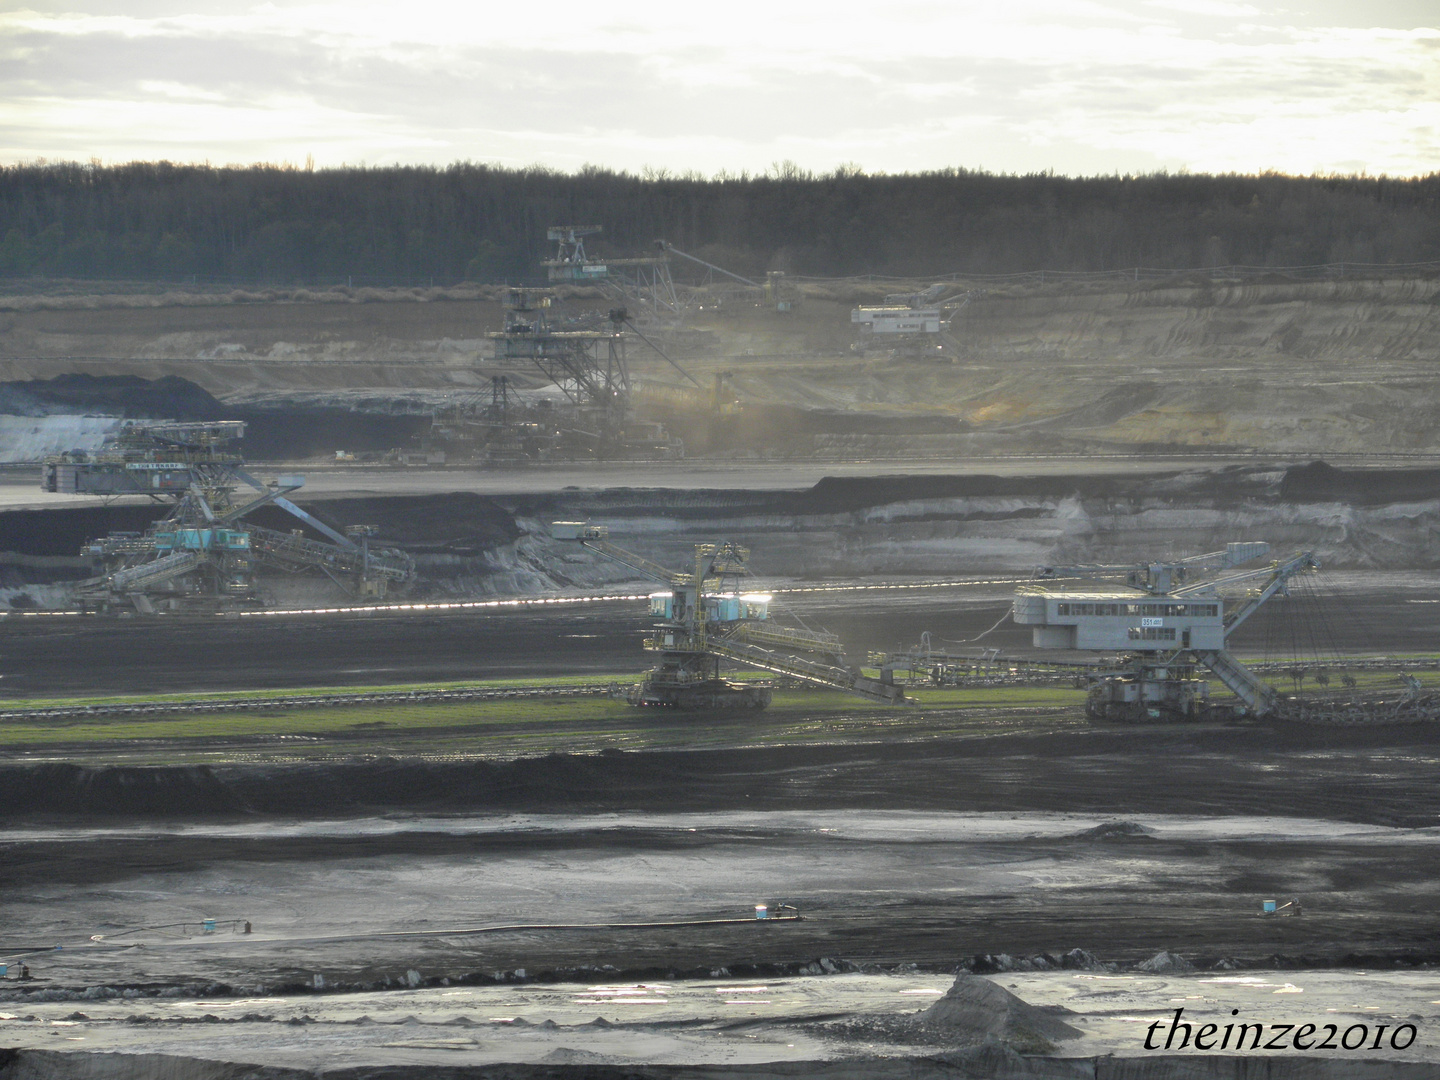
<box><xmin>43</xmin><ymin>421</ymin><xmax>414</xmax><ymax>613</ymax></box>
<box><xmin>552</xmin><ymin>523</ymin><xmax>906</xmax><ymax>709</ymax></box>
<box><xmin>1012</xmin><ymin>542</ymin><xmax>1318</xmax><ymax>721</ymax></box>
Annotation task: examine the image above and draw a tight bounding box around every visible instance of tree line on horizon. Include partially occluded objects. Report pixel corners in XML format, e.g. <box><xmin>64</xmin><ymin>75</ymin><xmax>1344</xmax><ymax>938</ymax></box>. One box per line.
<box><xmin>0</xmin><ymin>161</ymin><xmax>1436</xmax><ymax>286</ymax></box>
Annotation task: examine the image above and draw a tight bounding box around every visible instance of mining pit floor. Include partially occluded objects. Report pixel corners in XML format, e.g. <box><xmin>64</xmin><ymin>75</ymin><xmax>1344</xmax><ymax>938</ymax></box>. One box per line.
<box><xmin>5</xmin><ymin>278</ymin><xmax>1440</xmax><ymax>1076</ymax></box>
<box><xmin>4</xmin><ymin>967</ymin><xmax>1440</xmax><ymax>1076</ymax></box>
<box><xmin>4</xmin><ymin>444</ymin><xmax>1440</xmax><ymax>1076</ymax></box>
<box><xmin>4</xmin><ymin>579</ymin><xmax>1440</xmax><ymax>1076</ymax></box>
<box><xmin>0</xmin><ymin>571</ymin><xmax>1432</xmax><ymax>698</ymax></box>
<box><xmin>4</xmin><ymin>799</ymin><xmax>1440</xmax><ymax>1076</ymax></box>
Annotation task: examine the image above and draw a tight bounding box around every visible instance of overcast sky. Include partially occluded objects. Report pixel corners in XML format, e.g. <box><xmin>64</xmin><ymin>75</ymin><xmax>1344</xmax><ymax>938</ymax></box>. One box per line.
<box><xmin>1</xmin><ymin>0</ymin><xmax>1436</xmax><ymax>177</ymax></box>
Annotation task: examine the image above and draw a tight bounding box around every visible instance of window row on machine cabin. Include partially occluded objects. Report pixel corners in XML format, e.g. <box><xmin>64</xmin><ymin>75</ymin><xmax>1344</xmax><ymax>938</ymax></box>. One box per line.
<box><xmin>1055</xmin><ymin>602</ymin><xmax>1219</xmax><ymax>617</ymax></box>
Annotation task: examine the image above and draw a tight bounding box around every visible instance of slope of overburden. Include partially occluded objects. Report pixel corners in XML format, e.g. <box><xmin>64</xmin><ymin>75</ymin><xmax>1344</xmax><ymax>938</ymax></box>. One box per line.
<box><xmin>699</xmin><ymin>278</ymin><xmax>1440</xmax><ymax>455</ymax></box>
<box><xmin>491</xmin><ymin>463</ymin><xmax>1440</xmax><ymax>592</ymax></box>
<box><xmin>5</xmin><ymin>462</ymin><xmax>1440</xmax><ymax>608</ymax></box>
<box><xmin>1</xmin><ymin>277</ymin><xmax>1437</xmax><ymax>456</ymax></box>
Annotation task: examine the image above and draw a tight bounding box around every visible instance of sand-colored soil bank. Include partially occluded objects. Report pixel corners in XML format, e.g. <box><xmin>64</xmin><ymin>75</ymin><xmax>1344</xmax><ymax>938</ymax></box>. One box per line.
<box><xmin>1</xmin><ymin>277</ymin><xmax>1438</xmax><ymax>457</ymax></box>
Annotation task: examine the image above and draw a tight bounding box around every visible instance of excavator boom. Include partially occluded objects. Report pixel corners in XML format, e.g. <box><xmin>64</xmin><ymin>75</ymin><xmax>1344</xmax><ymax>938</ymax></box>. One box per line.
<box><xmin>554</xmin><ymin>522</ymin><xmax>905</xmax><ymax>708</ymax></box>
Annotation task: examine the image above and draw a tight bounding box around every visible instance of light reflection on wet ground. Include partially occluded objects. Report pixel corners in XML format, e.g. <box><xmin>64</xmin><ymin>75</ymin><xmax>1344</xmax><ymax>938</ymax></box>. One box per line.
<box><xmin>3</xmin><ymin>970</ymin><xmax>1438</xmax><ymax>1066</ymax></box>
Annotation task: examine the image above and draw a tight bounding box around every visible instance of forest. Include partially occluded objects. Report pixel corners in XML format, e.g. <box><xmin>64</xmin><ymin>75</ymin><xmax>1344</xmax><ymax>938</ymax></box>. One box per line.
<box><xmin>0</xmin><ymin>161</ymin><xmax>1437</xmax><ymax>285</ymax></box>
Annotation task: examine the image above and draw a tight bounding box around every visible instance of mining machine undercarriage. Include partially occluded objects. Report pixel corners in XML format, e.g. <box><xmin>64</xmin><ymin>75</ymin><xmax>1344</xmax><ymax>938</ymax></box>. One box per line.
<box><xmin>552</xmin><ymin>522</ymin><xmax>905</xmax><ymax>710</ymax></box>
<box><xmin>1008</xmin><ymin>544</ymin><xmax>1319</xmax><ymax>722</ymax></box>
<box><xmin>1013</xmin><ymin>542</ymin><xmax>1317</xmax><ymax>722</ymax></box>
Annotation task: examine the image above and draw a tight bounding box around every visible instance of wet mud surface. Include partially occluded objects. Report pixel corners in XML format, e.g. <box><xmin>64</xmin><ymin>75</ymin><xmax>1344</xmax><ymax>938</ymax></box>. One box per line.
<box><xmin>0</xmin><ymin>572</ymin><xmax>1431</xmax><ymax>697</ymax></box>
<box><xmin>5</xmin><ymin>694</ymin><xmax>1440</xmax><ymax>989</ymax></box>
<box><xmin>6</xmin><ymin>805</ymin><xmax>1440</xmax><ymax>990</ymax></box>
<box><xmin>5</xmin><ymin>967</ymin><xmax>1440</xmax><ymax>1074</ymax></box>
<box><xmin>4</xmin><ymin>805</ymin><xmax>1440</xmax><ymax>1077</ymax></box>
<box><xmin>3</xmin><ymin>478</ymin><xmax>1440</xmax><ymax>1074</ymax></box>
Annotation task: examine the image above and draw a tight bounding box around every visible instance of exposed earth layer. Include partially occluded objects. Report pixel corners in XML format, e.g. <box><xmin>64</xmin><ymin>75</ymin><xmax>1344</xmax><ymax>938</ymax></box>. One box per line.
<box><xmin>7</xmin><ymin>461</ymin><xmax>1440</xmax><ymax>611</ymax></box>
<box><xmin>2</xmin><ymin>276</ymin><xmax>1439</xmax><ymax>459</ymax></box>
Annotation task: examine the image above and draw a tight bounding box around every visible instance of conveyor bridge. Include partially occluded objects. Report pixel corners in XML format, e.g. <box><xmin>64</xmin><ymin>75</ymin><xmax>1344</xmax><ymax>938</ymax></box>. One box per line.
<box><xmin>707</xmin><ymin>635</ymin><xmax>903</xmax><ymax>704</ymax></box>
<box><xmin>103</xmin><ymin>551</ymin><xmax>205</xmax><ymax>594</ymax></box>
<box><xmin>247</xmin><ymin>525</ymin><xmax>415</xmax><ymax>584</ymax></box>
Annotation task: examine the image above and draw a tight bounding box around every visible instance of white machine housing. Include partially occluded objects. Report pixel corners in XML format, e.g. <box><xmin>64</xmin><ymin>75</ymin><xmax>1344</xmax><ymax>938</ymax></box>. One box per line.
<box><xmin>850</xmin><ymin>307</ymin><xmax>942</xmax><ymax>334</ymax></box>
<box><xmin>1013</xmin><ymin>591</ymin><xmax>1224</xmax><ymax>651</ymax></box>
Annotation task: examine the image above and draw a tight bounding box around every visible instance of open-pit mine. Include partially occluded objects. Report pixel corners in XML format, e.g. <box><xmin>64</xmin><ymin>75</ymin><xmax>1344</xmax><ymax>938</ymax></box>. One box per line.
<box><xmin>2</xmin><ymin>269</ymin><xmax>1440</xmax><ymax>1079</ymax></box>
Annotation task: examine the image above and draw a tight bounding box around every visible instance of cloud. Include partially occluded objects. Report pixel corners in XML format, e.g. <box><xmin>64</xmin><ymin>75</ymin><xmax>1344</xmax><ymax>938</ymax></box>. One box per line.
<box><xmin>1146</xmin><ymin>0</ymin><xmax>1261</xmax><ymax>17</ymax></box>
<box><xmin>0</xmin><ymin>1</ymin><xmax>1436</xmax><ymax>175</ymax></box>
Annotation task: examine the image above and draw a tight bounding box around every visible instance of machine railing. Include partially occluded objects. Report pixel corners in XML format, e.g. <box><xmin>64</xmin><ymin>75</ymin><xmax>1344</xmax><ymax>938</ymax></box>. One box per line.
<box><xmin>706</xmin><ymin>639</ymin><xmax>904</xmax><ymax>704</ymax></box>
<box><xmin>582</xmin><ymin>539</ymin><xmax>692</xmax><ymax>586</ymax></box>
<box><xmin>725</xmin><ymin>622</ymin><xmax>842</xmax><ymax>652</ymax></box>
<box><xmin>105</xmin><ymin>551</ymin><xmax>206</xmax><ymax>593</ymax></box>
<box><xmin>84</xmin><ymin>535</ymin><xmax>154</xmax><ymax>558</ymax></box>
<box><xmin>247</xmin><ymin>525</ymin><xmax>414</xmax><ymax>583</ymax></box>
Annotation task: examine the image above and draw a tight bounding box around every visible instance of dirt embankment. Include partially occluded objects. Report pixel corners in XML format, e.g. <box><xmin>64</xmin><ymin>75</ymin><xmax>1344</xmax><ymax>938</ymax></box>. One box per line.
<box><xmin>501</xmin><ymin>464</ymin><xmax>1440</xmax><ymax>587</ymax></box>
<box><xmin>9</xmin><ymin>462</ymin><xmax>1440</xmax><ymax>606</ymax></box>
<box><xmin>0</xmin><ymin>373</ymin><xmax>430</xmax><ymax>462</ymax></box>
<box><xmin>649</xmin><ymin>277</ymin><xmax>1440</xmax><ymax>456</ymax></box>
<box><xmin>1</xmin><ymin>277</ymin><xmax>1438</xmax><ymax>456</ymax></box>
<box><xmin>956</xmin><ymin>277</ymin><xmax>1440</xmax><ymax>364</ymax></box>
<box><xmin>5</xmin><ymin>720</ymin><xmax>1439</xmax><ymax>824</ymax></box>
<box><xmin>0</xmin><ymin>289</ymin><xmax>604</xmax><ymax>399</ymax></box>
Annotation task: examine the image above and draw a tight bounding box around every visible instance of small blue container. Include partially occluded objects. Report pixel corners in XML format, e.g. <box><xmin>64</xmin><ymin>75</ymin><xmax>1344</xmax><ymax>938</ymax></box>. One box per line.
<box><xmin>202</xmin><ymin>918</ymin><xmax>216</xmax><ymax>934</ymax></box>
<box><xmin>755</xmin><ymin>905</ymin><xmax>768</xmax><ymax>920</ymax></box>
<box><xmin>1262</xmin><ymin>900</ymin><xmax>1276</xmax><ymax>913</ymax></box>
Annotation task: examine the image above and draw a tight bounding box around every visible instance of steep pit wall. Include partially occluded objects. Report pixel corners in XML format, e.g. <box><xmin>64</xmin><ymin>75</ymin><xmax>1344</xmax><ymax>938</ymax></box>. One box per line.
<box><xmin>697</xmin><ymin>277</ymin><xmax>1440</xmax><ymax>454</ymax></box>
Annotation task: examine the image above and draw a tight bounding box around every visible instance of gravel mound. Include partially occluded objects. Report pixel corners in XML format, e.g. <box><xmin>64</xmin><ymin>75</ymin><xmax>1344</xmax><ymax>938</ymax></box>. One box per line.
<box><xmin>1073</xmin><ymin>820</ymin><xmax>1154</xmax><ymax>841</ymax></box>
<box><xmin>918</xmin><ymin>972</ymin><xmax>1082</xmax><ymax>1049</ymax></box>
<box><xmin>1135</xmin><ymin>950</ymin><xmax>1195</xmax><ymax>974</ymax></box>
